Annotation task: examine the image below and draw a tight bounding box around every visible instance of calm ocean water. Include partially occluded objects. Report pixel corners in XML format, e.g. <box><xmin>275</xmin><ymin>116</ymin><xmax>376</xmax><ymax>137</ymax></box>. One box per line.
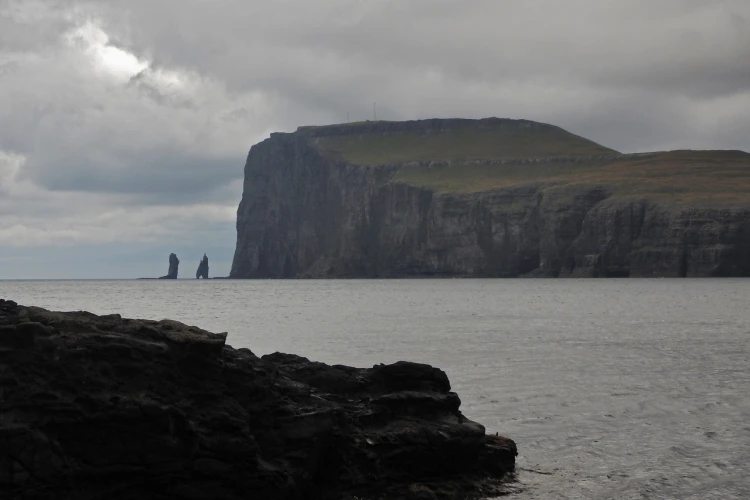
<box><xmin>1</xmin><ymin>279</ymin><xmax>748</xmax><ymax>499</ymax></box>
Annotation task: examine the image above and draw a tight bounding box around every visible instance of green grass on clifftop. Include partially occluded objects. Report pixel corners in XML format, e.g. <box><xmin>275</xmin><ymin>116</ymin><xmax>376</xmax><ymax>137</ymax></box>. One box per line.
<box><xmin>308</xmin><ymin>119</ymin><xmax>618</xmax><ymax>165</ymax></box>
<box><xmin>394</xmin><ymin>150</ymin><xmax>750</xmax><ymax>206</ymax></box>
<box><xmin>301</xmin><ymin>119</ymin><xmax>750</xmax><ymax>207</ymax></box>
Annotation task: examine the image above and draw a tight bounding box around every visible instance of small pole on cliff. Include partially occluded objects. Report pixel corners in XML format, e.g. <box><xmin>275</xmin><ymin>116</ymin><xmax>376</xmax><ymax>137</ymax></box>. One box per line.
<box><xmin>373</xmin><ymin>102</ymin><xmax>377</xmax><ymax>121</ymax></box>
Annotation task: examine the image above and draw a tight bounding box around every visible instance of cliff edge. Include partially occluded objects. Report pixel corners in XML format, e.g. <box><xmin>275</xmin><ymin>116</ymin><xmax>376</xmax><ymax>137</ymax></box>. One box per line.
<box><xmin>231</xmin><ymin>118</ymin><xmax>750</xmax><ymax>278</ymax></box>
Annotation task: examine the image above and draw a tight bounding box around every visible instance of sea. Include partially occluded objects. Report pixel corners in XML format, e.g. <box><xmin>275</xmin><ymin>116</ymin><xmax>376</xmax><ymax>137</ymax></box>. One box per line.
<box><xmin>1</xmin><ymin>279</ymin><xmax>748</xmax><ymax>499</ymax></box>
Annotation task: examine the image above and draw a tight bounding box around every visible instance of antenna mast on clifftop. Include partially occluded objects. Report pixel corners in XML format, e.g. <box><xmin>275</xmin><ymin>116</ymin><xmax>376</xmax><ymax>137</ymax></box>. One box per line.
<box><xmin>373</xmin><ymin>102</ymin><xmax>377</xmax><ymax>121</ymax></box>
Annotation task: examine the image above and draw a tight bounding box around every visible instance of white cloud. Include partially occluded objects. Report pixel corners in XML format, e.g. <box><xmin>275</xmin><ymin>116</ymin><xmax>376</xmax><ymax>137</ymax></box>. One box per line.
<box><xmin>67</xmin><ymin>20</ymin><xmax>148</xmax><ymax>82</ymax></box>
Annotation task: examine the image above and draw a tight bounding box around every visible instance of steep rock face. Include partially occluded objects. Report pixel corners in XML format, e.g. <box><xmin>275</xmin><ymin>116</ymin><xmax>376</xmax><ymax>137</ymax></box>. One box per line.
<box><xmin>0</xmin><ymin>299</ymin><xmax>516</xmax><ymax>499</ymax></box>
<box><xmin>196</xmin><ymin>254</ymin><xmax>209</xmax><ymax>279</ymax></box>
<box><xmin>231</xmin><ymin>120</ymin><xmax>750</xmax><ymax>278</ymax></box>
<box><xmin>159</xmin><ymin>253</ymin><xmax>179</xmax><ymax>279</ymax></box>
<box><xmin>566</xmin><ymin>201</ymin><xmax>750</xmax><ymax>277</ymax></box>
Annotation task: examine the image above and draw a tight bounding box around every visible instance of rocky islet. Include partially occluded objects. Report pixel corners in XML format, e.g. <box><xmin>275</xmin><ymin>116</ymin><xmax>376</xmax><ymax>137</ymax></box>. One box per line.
<box><xmin>196</xmin><ymin>254</ymin><xmax>209</xmax><ymax>279</ymax></box>
<box><xmin>159</xmin><ymin>253</ymin><xmax>180</xmax><ymax>280</ymax></box>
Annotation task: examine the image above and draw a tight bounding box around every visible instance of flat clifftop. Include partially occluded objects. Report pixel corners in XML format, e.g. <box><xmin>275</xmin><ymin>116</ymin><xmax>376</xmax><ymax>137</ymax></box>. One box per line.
<box><xmin>295</xmin><ymin>117</ymin><xmax>619</xmax><ymax>166</ymax></box>
<box><xmin>394</xmin><ymin>149</ymin><xmax>750</xmax><ymax>203</ymax></box>
<box><xmin>295</xmin><ymin>118</ymin><xmax>750</xmax><ymax>203</ymax></box>
<box><xmin>297</xmin><ymin>117</ymin><xmax>560</xmax><ymax>137</ymax></box>
<box><xmin>0</xmin><ymin>299</ymin><xmax>516</xmax><ymax>499</ymax></box>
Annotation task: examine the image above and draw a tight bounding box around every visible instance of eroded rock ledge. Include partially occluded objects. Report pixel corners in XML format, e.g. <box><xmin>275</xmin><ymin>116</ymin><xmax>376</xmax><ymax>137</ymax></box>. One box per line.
<box><xmin>0</xmin><ymin>299</ymin><xmax>516</xmax><ymax>499</ymax></box>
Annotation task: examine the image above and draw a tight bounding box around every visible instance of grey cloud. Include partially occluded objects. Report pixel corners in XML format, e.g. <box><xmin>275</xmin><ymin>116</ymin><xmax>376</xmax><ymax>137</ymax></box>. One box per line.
<box><xmin>29</xmin><ymin>154</ymin><xmax>241</xmax><ymax>195</ymax></box>
<box><xmin>106</xmin><ymin>1</ymin><xmax>750</xmax><ymax>98</ymax></box>
<box><xmin>0</xmin><ymin>0</ymin><xmax>75</xmax><ymax>51</ymax></box>
<box><xmin>86</xmin><ymin>0</ymin><xmax>748</xmax><ymax>155</ymax></box>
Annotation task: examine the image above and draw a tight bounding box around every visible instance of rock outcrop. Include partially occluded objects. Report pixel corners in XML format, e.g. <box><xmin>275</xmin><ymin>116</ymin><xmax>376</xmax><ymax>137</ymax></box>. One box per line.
<box><xmin>196</xmin><ymin>254</ymin><xmax>209</xmax><ymax>279</ymax></box>
<box><xmin>159</xmin><ymin>253</ymin><xmax>179</xmax><ymax>279</ymax></box>
<box><xmin>0</xmin><ymin>298</ymin><xmax>516</xmax><ymax>499</ymax></box>
<box><xmin>230</xmin><ymin>118</ymin><xmax>750</xmax><ymax>278</ymax></box>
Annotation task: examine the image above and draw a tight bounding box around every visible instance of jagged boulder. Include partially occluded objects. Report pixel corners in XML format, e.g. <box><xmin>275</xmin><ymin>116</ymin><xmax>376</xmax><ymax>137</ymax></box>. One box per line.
<box><xmin>196</xmin><ymin>254</ymin><xmax>209</xmax><ymax>279</ymax></box>
<box><xmin>0</xmin><ymin>299</ymin><xmax>517</xmax><ymax>499</ymax></box>
<box><xmin>159</xmin><ymin>253</ymin><xmax>179</xmax><ymax>279</ymax></box>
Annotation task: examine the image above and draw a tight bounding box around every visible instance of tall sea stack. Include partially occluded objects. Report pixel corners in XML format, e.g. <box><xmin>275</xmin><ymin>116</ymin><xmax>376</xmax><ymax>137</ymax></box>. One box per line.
<box><xmin>196</xmin><ymin>254</ymin><xmax>209</xmax><ymax>279</ymax></box>
<box><xmin>159</xmin><ymin>253</ymin><xmax>179</xmax><ymax>279</ymax></box>
<box><xmin>230</xmin><ymin>118</ymin><xmax>750</xmax><ymax>278</ymax></box>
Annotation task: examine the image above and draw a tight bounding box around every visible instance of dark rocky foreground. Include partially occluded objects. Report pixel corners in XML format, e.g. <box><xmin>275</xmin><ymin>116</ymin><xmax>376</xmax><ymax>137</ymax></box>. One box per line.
<box><xmin>0</xmin><ymin>299</ymin><xmax>516</xmax><ymax>499</ymax></box>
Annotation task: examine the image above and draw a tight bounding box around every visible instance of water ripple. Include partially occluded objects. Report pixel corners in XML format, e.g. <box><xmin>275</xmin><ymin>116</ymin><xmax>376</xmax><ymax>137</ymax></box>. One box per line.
<box><xmin>1</xmin><ymin>278</ymin><xmax>748</xmax><ymax>498</ymax></box>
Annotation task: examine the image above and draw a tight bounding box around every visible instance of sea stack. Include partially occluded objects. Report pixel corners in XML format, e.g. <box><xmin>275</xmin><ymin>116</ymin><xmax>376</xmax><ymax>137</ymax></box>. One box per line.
<box><xmin>196</xmin><ymin>254</ymin><xmax>209</xmax><ymax>279</ymax></box>
<box><xmin>159</xmin><ymin>253</ymin><xmax>179</xmax><ymax>279</ymax></box>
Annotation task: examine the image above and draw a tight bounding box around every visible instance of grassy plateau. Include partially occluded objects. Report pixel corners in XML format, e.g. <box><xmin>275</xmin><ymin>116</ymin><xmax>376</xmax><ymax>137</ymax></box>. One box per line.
<box><xmin>305</xmin><ymin>119</ymin><xmax>750</xmax><ymax>206</ymax></box>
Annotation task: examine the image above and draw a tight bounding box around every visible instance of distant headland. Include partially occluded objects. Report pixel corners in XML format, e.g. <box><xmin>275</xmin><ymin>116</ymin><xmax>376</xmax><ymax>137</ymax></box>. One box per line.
<box><xmin>229</xmin><ymin>117</ymin><xmax>750</xmax><ymax>278</ymax></box>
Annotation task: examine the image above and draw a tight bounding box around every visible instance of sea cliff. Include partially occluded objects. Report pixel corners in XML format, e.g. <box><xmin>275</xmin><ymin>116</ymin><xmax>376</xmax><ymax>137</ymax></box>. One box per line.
<box><xmin>231</xmin><ymin>118</ymin><xmax>750</xmax><ymax>278</ymax></box>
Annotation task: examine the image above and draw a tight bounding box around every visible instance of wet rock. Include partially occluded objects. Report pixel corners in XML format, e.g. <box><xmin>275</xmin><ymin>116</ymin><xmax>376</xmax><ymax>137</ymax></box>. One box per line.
<box><xmin>159</xmin><ymin>253</ymin><xmax>179</xmax><ymax>279</ymax></box>
<box><xmin>371</xmin><ymin>360</ymin><xmax>452</xmax><ymax>393</ymax></box>
<box><xmin>196</xmin><ymin>254</ymin><xmax>209</xmax><ymax>279</ymax></box>
<box><xmin>0</xmin><ymin>299</ymin><xmax>516</xmax><ymax>499</ymax></box>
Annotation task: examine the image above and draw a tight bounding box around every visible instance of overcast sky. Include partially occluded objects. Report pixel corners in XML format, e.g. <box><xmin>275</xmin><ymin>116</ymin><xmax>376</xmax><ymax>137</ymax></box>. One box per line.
<box><xmin>1</xmin><ymin>0</ymin><xmax>749</xmax><ymax>278</ymax></box>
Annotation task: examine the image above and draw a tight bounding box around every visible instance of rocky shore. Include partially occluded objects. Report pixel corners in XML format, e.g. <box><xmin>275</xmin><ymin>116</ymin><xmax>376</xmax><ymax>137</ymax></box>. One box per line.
<box><xmin>0</xmin><ymin>299</ymin><xmax>516</xmax><ymax>499</ymax></box>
